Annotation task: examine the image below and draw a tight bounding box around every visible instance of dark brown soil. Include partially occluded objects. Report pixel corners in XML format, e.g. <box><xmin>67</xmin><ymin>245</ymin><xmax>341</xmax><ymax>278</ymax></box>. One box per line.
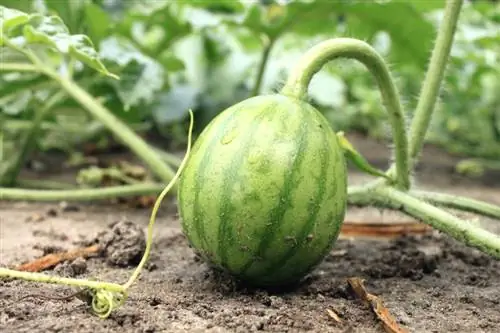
<box><xmin>1</xmin><ymin>135</ymin><xmax>500</xmax><ymax>333</ymax></box>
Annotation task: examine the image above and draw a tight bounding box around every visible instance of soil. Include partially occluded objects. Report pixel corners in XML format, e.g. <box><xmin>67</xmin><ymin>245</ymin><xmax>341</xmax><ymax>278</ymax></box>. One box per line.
<box><xmin>1</xmin><ymin>134</ymin><xmax>500</xmax><ymax>333</ymax></box>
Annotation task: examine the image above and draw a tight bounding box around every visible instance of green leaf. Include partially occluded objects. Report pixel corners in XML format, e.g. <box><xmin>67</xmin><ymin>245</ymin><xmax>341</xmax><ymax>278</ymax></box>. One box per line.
<box><xmin>83</xmin><ymin>3</ymin><xmax>111</xmax><ymax>44</ymax></box>
<box><xmin>0</xmin><ymin>6</ymin><xmax>30</xmax><ymax>32</ymax></box>
<box><xmin>338</xmin><ymin>1</ymin><xmax>436</xmax><ymax>68</ymax></box>
<box><xmin>1</xmin><ymin>5</ymin><xmax>118</xmax><ymax>79</ymax></box>
<box><xmin>40</xmin><ymin>0</ymin><xmax>88</xmax><ymax>33</ymax></box>
<box><xmin>230</xmin><ymin>2</ymin><xmax>325</xmax><ymax>39</ymax></box>
<box><xmin>231</xmin><ymin>0</ymin><xmax>435</xmax><ymax>68</ymax></box>
<box><xmin>99</xmin><ymin>37</ymin><xmax>165</xmax><ymax>110</ymax></box>
<box><xmin>337</xmin><ymin>131</ymin><xmax>391</xmax><ymax>180</ymax></box>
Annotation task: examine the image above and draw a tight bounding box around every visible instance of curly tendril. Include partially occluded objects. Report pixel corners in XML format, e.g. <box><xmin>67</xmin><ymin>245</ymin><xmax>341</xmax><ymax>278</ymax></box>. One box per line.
<box><xmin>90</xmin><ymin>289</ymin><xmax>127</xmax><ymax>319</ymax></box>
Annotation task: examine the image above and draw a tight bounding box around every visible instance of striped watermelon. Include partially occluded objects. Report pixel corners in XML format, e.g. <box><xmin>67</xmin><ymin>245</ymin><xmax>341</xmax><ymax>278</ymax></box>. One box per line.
<box><xmin>177</xmin><ymin>94</ymin><xmax>347</xmax><ymax>287</ymax></box>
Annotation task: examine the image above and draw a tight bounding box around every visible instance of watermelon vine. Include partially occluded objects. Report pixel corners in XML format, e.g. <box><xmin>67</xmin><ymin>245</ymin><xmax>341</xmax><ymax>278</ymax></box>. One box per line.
<box><xmin>1</xmin><ymin>0</ymin><xmax>500</xmax><ymax>319</ymax></box>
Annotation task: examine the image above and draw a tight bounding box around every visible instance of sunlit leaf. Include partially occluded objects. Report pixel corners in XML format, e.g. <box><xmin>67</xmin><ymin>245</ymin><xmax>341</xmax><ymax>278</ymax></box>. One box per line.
<box><xmin>0</xmin><ymin>6</ymin><xmax>30</xmax><ymax>32</ymax></box>
<box><xmin>99</xmin><ymin>37</ymin><xmax>165</xmax><ymax>110</ymax></box>
<box><xmin>1</xmin><ymin>5</ymin><xmax>118</xmax><ymax>79</ymax></box>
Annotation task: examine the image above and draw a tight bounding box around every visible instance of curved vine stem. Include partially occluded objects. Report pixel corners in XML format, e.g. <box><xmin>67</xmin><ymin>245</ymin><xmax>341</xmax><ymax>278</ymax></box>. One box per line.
<box><xmin>412</xmin><ymin>190</ymin><xmax>500</xmax><ymax>220</ymax></box>
<box><xmin>0</xmin><ymin>183</ymin><xmax>165</xmax><ymax>201</ymax></box>
<box><xmin>251</xmin><ymin>36</ymin><xmax>276</xmax><ymax>97</ymax></box>
<box><xmin>375</xmin><ymin>186</ymin><xmax>500</xmax><ymax>258</ymax></box>
<box><xmin>347</xmin><ymin>185</ymin><xmax>500</xmax><ymax>258</ymax></box>
<box><xmin>280</xmin><ymin>38</ymin><xmax>410</xmax><ymax>190</ymax></box>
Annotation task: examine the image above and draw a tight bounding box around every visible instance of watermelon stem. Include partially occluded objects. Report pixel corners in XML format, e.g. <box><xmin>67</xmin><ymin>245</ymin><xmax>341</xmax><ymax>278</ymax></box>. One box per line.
<box><xmin>374</xmin><ymin>186</ymin><xmax>500</xmax><ymax>259</ymax></box>
<box><xmin>411</xmin><ymin>190</ymin><xmax>500</xmax><ymax>220</ymax></box>
<box><xmin>383</xmin><ymin>0</ymin><xmax>463</xmax><ymax>181</ymax></box>
<box><xmin>280</xmin><ymin>38</ymin><xmax>410</xmax><ymax>191</ymax></box>
<box><xmin>407</xmin><ymin>0</ymin><xmax>463</xmax><ymax>168</ymax></box>
<box><xmin>0</xmin><ymin>183</ymin><xmax>165</xmax><ymax>201</ymax></box>
<box><xmin>347</xmin><ymin>184</ymin><xmax>500</xmax><ymax>259</ymax></box>
<box><xmin>252</xmin><ymin>36</ymin><xmax>276</xmax><ymax>97</ymax></box>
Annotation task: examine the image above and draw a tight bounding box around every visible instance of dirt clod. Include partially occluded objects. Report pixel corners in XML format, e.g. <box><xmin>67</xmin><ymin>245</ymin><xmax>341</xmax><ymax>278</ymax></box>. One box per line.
<box><xmin>96</xmin><ymin>220</ymin><xmax>146</xmax><ymax>267</ymax></box>
<box><xmin>53</xmin><ymin>257</ymin><xmax>88</xmax><ymax>277</ymax></box>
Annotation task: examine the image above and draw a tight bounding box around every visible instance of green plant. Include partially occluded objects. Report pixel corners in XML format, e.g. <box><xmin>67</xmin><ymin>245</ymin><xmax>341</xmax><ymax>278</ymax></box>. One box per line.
<box><xmin>1</xmin><ymin>0</ymin><xmax>500</xmax><ymax>319</ymax></box>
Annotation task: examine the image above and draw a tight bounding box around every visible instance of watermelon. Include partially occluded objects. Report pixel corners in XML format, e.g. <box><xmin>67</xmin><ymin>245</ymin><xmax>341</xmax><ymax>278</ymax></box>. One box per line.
<box><xmin>177</xmin><ymin>94</ymin><xmax>347</xmax><ymax>287</ymax></box>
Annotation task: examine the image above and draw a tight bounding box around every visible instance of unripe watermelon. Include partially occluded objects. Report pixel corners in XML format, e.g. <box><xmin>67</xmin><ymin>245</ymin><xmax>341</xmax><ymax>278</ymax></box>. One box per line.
<box><xmin>177</xmin><ymin>94</ymin><xmax>347</xmax><ymax>287</ymax></box>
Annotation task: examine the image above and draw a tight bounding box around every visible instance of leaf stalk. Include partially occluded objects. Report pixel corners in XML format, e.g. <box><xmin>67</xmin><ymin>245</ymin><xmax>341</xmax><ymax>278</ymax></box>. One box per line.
<box><xmin>280</xmin><ymin>38</ymin><xmax>410</xmax><ymax>190</ymax></box>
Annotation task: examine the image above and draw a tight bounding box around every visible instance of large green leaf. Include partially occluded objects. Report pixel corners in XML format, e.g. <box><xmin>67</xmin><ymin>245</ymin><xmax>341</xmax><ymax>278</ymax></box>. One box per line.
<box><xmin>99</xmin><ymin>37</ymin><xmax>165</xmax><ymax>110</ymax></box>
<box><xmin>0</xmin><ymin>5</ymin><xmax>117</xmax><ymax>79</ymax></box>
<box><xmin>0</xmin><ymin>6</ymin><xmax>30</xmax><ymax>31</ymax></box>
<box><xmin>233</xmin><ymin>0</ymin><xmax>436</xmax><ymax>67</ymax></box>
<box><xmin>338</xmin><ymin>1</ymin><xmax>437</xmax><ymax>68</ymax></box>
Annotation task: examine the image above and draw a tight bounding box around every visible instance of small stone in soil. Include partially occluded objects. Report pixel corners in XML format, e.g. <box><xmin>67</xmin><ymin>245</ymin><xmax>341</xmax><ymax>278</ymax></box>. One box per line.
<box><xmin>59</xmin><ymin>201</ymin><xmax>80</xmax><ymax>212</ymax></box>
<box><xmin>46</xmin><ymin>208</ymin><xmax>58</xmax><ymax>217</ymax></box>
<box><xmin>54</xmin><ymin>257</ymin><xmax>87</xmax><ymax>277</ymax></box>
<box><xmin>33</xmin><ymin>244</ymin><xmax>65</xmax><ymax>255</ymax></box>
<box><xmin>96</xmin><ymin>220</ymin><xmax>146</xmax><ymax>267</ymax></box>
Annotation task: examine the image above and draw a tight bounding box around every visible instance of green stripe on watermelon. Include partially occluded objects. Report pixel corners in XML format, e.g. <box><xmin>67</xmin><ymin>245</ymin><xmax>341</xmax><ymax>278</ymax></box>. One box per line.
<box><xmin>178</xmin><ymin>104</ymin><xmax>240</xmax><ymax>257</ymax></box>
<box><xmin>178</xmin><ymin>97</ymin><xmax>272</xmax><ymax>262</ymax></box>
<box><xmin>216</xmin><ymin>106</ymin><xmax>277</xmax><ymax>267</ymax></box>
<box><xmin>251</xmin><ymin>116</ymin><xmax>347</xmax><ymax>284</ymax></box>
<box><xmin>236</xmin><ymin>100</ymin><xmax>310</xmax><ymax>276</ymax></box>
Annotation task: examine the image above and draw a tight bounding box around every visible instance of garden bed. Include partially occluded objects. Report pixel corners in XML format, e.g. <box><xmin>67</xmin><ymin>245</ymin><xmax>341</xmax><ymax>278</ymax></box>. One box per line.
<box><xmin>1</xmin><ymin>136</ymin><xmax>499</xmax><ymax>333</ymax></box>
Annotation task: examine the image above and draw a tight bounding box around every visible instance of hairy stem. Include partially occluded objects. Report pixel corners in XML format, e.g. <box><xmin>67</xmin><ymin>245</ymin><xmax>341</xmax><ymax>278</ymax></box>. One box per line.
<box><xmin>251</xmin><ymin>36</ymin><xmax>275</xmax><ymax>97</ymax></box>
<box><xmin>412</xmin><ymin>190</ymin><xmax>500</xmax><ymax>220</ymax></box>
<box><xmin>0</xmin><ymin>91</ymin><xmax>65</xmax><ymax>186</ymax></box>
<box><xmin>46</xmin><ymin>72</ymin><xmax>176</xmax><ymax>184</ymax></box>
<box><xmin>280</xmin><ymin>38</ymin><xmax>410</xmax><ymax>190</ymax></box>
<box><xmin>375</xmin><ymin>186</ymin><xmax>500</xmax><ymax>258</ymax></box>
<box><xmin>0</xmin><ymin>183</ymin><xmax>165</xmax><ymax>201</ymax></box>
<box><xmin>408</xmin><ymin>0</ymin><xmax>463</xmax><ymax>164</ymax></box>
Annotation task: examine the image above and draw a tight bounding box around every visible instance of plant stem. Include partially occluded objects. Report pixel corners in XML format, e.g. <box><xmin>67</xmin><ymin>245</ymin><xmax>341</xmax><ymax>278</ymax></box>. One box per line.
<box><xmin>412</xmin><ymin>190</ymin><xmax>500</xmax><ymax>220</ymax></box>
<box><xmin>0</xmin><ymin>183</ymin><xmax>165</xmax><ymax>201</ymax></box>
<box><xmin>45</xmin><ymin>72</ymin><xmax>176</xmax><ymax>185</ymax></box>
<box><xmin>0</xmin><ymin>268</ymin><xmax>124</xmax><ymax>292</ymax></box>
<box><xmin>0</xmin><ymin>91</ymin><xmax>66</xmax><ymax>187</ymax></box>
<box><xmin>251</xmin><ymin>36</ymin><xmax>275</xmax><ymax>97</ymax></box>
<box><xmin>408</xmin><ymin>0</ymin><xmax>463</xmax><ymax>164</ymax></box>
<box><xmin>375</xmin><ymin>186</ymin><xmax>500</xmax><ymax>258</ymax></box>
<box><xmin>15</xmin><ymin>179</ymin><xmax>77</xmax><ymax>190</ymax></box>
<box><xmin>123</xmin><ymin>110</ymin><xmax>194</xmax><ymax>290</ymax></box>
<box><xmin>0</xmin><ymin>62</ymin><xmax>39</xmax><ymax>72</ymax></box>
<box><xmin>280</xmin><ymin>38</ymin><xmax>410</xmax><ymax>190</ymax></box>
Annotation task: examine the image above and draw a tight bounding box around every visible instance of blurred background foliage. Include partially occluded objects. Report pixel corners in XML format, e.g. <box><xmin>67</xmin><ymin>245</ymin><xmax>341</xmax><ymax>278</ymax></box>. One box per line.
<box><xmin>1</xmin><ymin>0</ymin><xmax>499</xmax><ymax>169</ymax></box>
